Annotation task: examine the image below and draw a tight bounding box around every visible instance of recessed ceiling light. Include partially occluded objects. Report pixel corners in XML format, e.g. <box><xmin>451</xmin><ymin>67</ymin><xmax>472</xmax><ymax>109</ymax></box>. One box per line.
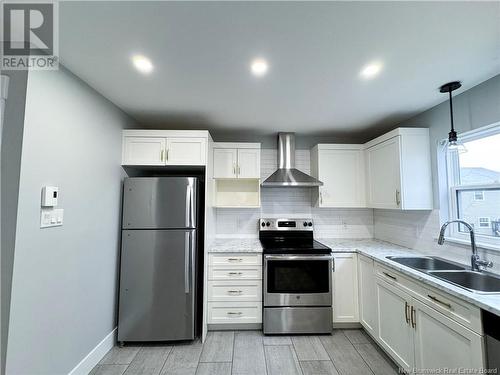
<box><xmin>132</xmin><ymin>54</ymin><xmax>153</xmax><ymax>74</ymax></box>
<box><xmin>360</xmin><ymin>62</ymin><xmax>382</xmax><ymax>79</ymax></box>
<box><xmin>250</xmin><ymin>58</ymin><xmax>269</xmax><ymax>77</ymax></box>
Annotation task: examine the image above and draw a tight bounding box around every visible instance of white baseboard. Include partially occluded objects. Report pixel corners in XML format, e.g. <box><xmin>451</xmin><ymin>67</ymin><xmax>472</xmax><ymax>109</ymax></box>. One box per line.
<box><xmin>68</xmin><ymin>328</ymin><xmax>116</xmax><ymax>375</ymax></box>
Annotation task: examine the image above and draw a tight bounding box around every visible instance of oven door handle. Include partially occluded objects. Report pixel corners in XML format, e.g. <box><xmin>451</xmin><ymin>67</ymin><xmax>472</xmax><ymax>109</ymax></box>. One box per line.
<box><xmin>264</xmin><ymin>254</ymin><xmax>333</xmax><ymax>261</ymax></box>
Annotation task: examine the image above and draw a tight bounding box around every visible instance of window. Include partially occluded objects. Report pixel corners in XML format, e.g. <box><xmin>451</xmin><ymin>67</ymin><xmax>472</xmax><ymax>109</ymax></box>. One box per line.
<box><xmin>478</xmin><ymin>217</ymin><xmax>491</xmax><ymax>228</ymax></box>
<box><xmin>445</xmin><ymin>122</ymin><xmax>500</xmax><ymax>248</ymax></box>
<box><xmin>474</xmin><ymin>191</ymin><xmax>484</xmax><ymax>201</ymax></box>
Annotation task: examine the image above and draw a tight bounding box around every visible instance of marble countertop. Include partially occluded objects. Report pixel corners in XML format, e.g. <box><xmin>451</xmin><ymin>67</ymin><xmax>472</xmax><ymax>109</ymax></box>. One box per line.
<box><xmin>318</xmin><ymin>238</ymin><xmax>500</xmax><ymax>316</ymax></box>
<box><xmin>208</xmin><ymin>238</ymin><xmax>263</xmax><ymax>253</ymax></box>
<box><xmin>207</xmin><ymin>236</ymin><xmax>500</xmax><ymax>315</ymax></box>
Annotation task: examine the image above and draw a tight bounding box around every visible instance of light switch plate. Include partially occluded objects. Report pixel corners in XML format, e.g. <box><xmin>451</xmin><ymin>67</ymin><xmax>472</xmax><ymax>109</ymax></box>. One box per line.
<box><xmin>40</xmin><ymin>208</ymin><xmax>64</xmax><ymax>228</ymax></box>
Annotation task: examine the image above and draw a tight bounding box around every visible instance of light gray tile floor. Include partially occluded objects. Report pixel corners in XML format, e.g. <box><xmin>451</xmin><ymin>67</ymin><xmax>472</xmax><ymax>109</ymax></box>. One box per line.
<box><xmin>90</xmin><ymin>329</ymin><xmax>398</xmax><ymax>375</ymax></box>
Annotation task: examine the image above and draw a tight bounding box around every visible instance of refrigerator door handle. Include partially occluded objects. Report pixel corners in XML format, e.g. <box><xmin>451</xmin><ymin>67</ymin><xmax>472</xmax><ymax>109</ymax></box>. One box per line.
<box><xmin>185</xmin><ymin>181</ymin><xmax>195</xmax><ymax>228</ymax></box>
<box><xmin>184</xmin><ymin>231</ymin><xmax>190</xmax><ymax>294</ymax></box>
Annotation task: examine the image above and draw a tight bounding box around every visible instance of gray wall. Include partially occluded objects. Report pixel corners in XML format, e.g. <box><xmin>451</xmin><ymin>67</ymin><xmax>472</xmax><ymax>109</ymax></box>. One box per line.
<box><xmin>5</xmin><ymin>67</ymin><xmax>136</xmax><ymax>375</ymax></box>
<box><xmin>1</xmin><ymin>71</ymin><xmax>28</xmax><ymax>375</ymax></box>
<box><xmin>374</xmin><ymin>74</ymin><xmax>500</xmax><ymax>263</ymax></box>
<box><xmin>397</xmin><ymin>74</ymin><xmax>500</xmax><ymax>208</ymax></box>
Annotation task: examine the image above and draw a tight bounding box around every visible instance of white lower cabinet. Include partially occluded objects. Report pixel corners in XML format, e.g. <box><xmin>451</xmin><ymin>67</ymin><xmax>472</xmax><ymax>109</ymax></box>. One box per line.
<box><xmin>207</xmin><ymin>252</ymin><xmax>262</xmax><ymax>326</ymax></box>
<box><xmin>375</xmin><ymin>268</ymin><xmax>485</xmax><ymax>371</ymax></box>
<box><xmin>413</xmin><ymin>298</ymin><xmax>484</xmax><ymax>370</ymax></box>
<box><xmin>358</xmin><ymin>255</ymin><xmax>378</xmax><ymax>336</ymax></box>
<box><xmin>207</xmin><ymin>302</ymin><xmax>262</xmax><ymax>324</ymax></box>
<box><xmin>207</xmin><ymin>280</ymin><xmax>262</xmax><ymax>302</ymax></box>
<box><xmin>376</xmin><ymin>277</ymin><xmax>415</xmax><ymax>371</ymax></box>
<box><xmin>332</xmin><ymin>253</ymin><xmax>359</xmax><ymax>323</ymax></box>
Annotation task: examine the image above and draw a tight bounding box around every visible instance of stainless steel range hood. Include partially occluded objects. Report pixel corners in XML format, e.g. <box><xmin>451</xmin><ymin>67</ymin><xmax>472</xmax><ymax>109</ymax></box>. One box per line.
<box><xmin>261</xmin><ymin>133</ymin><xmax>323</xmax><ymax>187</ymax></box>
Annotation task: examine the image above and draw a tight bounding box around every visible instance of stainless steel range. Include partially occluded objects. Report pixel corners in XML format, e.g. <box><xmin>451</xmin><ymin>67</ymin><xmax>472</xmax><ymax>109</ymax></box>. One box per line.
<box><xmin>260</xmin><ymin>218</ymin><xmax>333</xmax><ymax>335</ymax></box>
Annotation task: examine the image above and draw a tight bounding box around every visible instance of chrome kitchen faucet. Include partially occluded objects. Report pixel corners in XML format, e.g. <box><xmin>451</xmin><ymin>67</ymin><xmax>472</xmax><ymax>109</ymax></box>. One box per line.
<box><xmin>438</xmin><ymin>220</ymin><xmax>493</xmax><ymax>272</ymax></box>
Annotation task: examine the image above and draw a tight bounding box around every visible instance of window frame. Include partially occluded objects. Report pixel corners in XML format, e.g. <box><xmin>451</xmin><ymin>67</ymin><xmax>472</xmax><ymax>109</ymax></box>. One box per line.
<box><xmin>444</xmin><ymin>121</ymin><xmax>500</xmax><ymax>249</ymax></box>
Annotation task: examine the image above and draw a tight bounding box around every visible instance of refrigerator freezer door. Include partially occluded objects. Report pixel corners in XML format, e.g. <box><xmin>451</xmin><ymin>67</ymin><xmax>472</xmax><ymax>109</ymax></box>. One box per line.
<box><xmin>123</xmin><ymin>177</ymin><xmax>197</xmax><ymax>229</ymax></box>
<box><xmin>118</xmin><ymin>229</ymin><xmax>196</xmax><ymax>342</ymax></box>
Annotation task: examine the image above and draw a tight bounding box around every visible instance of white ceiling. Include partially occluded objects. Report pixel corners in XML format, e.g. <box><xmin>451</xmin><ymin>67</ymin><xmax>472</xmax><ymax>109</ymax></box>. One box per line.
<box><xmin>59</xmin><ymin>1</ymin><xmax>500</xmax><ymax>141</ymax></box>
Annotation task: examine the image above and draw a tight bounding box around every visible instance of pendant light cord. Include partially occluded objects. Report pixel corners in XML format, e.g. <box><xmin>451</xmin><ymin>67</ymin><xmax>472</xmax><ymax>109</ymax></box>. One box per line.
<box><xmin>448</xmin><ymin>89</ymin><xmax>455</xmax><ymax>133</ymax></box>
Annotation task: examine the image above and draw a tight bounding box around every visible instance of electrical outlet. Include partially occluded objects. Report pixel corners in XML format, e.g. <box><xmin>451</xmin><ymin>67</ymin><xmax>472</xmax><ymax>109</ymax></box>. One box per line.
<box><xmin>40</xmin><ymin>208</ymin><xmax>64</xmax><ymax>228</ymax></box>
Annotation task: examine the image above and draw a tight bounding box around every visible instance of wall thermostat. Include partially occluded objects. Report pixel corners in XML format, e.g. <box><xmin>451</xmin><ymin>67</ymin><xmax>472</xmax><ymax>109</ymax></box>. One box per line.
<box><xmin>41</xmin><ymin>186</ymin><xmax>58</xmax><ymax>207</ymax></box>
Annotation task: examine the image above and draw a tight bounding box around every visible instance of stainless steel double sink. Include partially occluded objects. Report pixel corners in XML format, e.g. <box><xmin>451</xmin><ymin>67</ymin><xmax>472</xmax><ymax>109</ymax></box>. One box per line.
<box><xmin>386</xmin><ymin>256</ymin><xmax>500</xmax><ymax>294</ymax></box>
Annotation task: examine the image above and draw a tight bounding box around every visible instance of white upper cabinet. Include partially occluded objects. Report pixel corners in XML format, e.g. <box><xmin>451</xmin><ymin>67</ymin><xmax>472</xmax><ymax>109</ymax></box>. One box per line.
<box><xmin>365</xmin><ymin>136</ymin><xmax>402</xmax><ymax>209</ymax></box>
<box><xmin>165</xmin><ymin>137</ymin><xmax>206</xmax><ymax>166</ymax></box>
<box><xmin>214</xmin><ymin>149</ymin><xmax>238</xmax><ymax>178</ymax></box>
<box><xmin>122</xmin><ymin>130</ymin><xmax>208</xmax><ymax>166</ymax></box>
<box><xmin>365</xmin><ymin>128</ymin><xmax>433</xmax><ymax>210</ymax></box>
<box><xmin>237</xmin><ymin>149</ymin><xmax>261</xmax><ymax>178</ymax></box>
<box><xmin>212</xmin><ymin>143</ymin><xmax>261</xmax><ymax>208</ymax></box>
<box><xmin>311</xmin><ymin>145</ymin><xmax>366</xmax><ymax>207</ymax></box>
<box><xmin>213</xmin><ymin>143</ymin><xmax>261</xmax><ymax>179</ymax></box>
<box><xmin>122</xmin><ymin>137</ymin><xmax>166</xmax><ymax>166</ymax></box>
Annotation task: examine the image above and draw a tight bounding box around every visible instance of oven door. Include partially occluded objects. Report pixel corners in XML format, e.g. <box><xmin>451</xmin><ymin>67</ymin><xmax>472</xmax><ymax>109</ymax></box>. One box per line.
<box><xmin>264</xmin><ymin>254</ymin><xmax>333</xmax><ymax>307</ymax></box>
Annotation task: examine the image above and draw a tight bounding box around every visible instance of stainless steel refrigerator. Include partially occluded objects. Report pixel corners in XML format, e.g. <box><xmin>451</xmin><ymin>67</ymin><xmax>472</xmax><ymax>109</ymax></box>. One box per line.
<box><xmin>118</xmin><ymin>177</ymin><xmax>198</xmax><ymax>343</ymax></box>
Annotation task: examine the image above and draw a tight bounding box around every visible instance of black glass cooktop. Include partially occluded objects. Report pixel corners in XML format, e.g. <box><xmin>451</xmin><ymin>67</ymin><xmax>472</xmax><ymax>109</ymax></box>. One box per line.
<box><xmin>260</xmin><ymin>238</ymin><xmax>331</xmax><ymax>255</ymax></box>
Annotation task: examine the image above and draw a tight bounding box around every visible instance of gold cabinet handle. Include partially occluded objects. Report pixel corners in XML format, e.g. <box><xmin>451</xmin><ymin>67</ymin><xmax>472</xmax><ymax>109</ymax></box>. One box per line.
<box><xmin>227</xmin><ymin>290</ymin><xmax>243</xmax><ymax>295</ymax></box>
<box><xmin>383</xmin><ymin>272</ymin><xmax>397</xmax><ymax>281</ymax></box>
<box><xmin>227</xmin><ymin>311</ymin><xmax>243</xmax><ymax>315</ymax></box>
<box><xmin>238</xmin><ymin>165</ymin><xmax>241</xmax><ymax>175</ymax></box>
<box><xmin>428</xmin><ymin>294</ymin><xmax>452</xmax><ymax>309</ymax></box>
<box><xmin>405</xmin><ymin>302</ymin><xmax>410</xmax><ymax>325</ymax></box>
<box><xmin>166</xmin><ymin>149</ymin><xmax>169</xmax><ymax>161</ymax></box>
<box><xmin>232</xmin><ymin>164</ymin><xmax>236</xmax><ymax>176</ymax></box>
<box><xmin>227</xmin><ymin>258</ymin><xmax>243</xmax><ymax>262</ymax></box>
<box><xmin>411</xmin><ymin>306</ymin><xmax>416</xmax><ymax>329</ymax></box>
<box><xmin>160</xmin><ymin>149</ymin><xmax>165</xmax><ymax>162</ymax></box>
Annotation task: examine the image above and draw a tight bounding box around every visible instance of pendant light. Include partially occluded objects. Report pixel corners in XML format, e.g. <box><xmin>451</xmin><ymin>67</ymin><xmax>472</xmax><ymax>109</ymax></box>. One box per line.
<box><xmin>439</xmin><ymin>81</ymin><xmax>467</xmax><ymax>153</ymax></box>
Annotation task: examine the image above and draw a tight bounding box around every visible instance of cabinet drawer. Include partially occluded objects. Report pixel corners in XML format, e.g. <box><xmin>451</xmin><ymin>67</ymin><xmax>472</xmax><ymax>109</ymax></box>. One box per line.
<box><xmin>208</xmin><ymin>302</ymin><xmax>262</xmax><ymax>324</ymax></box>
<box><xmin>209</xmin><ymin>253</ymin><xmax>262</xmax><ymax>266</ymax></box>
<box><xmin>208</xmin><ymin>280</ymin><xmax>262</xmax><ymax>302</ymax></box>
<box><xmin>208</xmin><ymin>266</ymin><xmax>262</xmax><ymax>280</ymax></box>
<box><xmin>375</xmin><ymin>262</ymin><xmax>482</xmax><ymax>333</ymax></box>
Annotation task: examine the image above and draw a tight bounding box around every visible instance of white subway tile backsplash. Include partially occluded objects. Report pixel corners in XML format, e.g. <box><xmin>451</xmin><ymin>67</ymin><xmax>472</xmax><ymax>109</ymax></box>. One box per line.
<box><xmin>216</xmin><ymin>147</ymin><xmax>500</xmax><ymax>273</ymax></box>
<box><xmin>216</xmin><ymin>149</ymin><xmax>374</xmax><ymax>239</ymax></box>
<box><xmin>374</xmin><ymin>209</ymin><xmax>500</xmax><ymax>274</ymax></box>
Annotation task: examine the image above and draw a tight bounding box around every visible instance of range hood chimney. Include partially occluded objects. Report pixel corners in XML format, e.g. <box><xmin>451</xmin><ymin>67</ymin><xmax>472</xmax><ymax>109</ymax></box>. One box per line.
<box><xmin>261</xmin><ymin>133</ymin><xmax>323</xmax><ymax>187</ymax></box>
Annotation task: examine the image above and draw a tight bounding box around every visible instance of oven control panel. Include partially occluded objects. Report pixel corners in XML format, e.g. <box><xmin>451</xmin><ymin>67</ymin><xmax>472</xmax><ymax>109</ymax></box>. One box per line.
<box><xmin>260</xmin><ymin>218</ymin><xmax>313</xmax><ymax>231</ymax></box>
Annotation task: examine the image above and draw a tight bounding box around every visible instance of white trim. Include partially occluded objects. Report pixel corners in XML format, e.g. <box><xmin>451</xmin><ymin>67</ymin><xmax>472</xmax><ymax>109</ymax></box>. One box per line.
<box><xmin>442</xmin><ymin>122</ymin><xmax>500</xmax><ymax>249</ymax></box>
<box><xmin>314</xmin><ymin>143</ymin><xmax>365</xmax><ymax>150</ymax></box>
<box><xmin>213</xmin><ymin>142</ymin><xmax>261</xmax><ymax>149</ymax></box>
<box><xmin>443</xmin><ymin>236</ymin><xmax>500</xmax><ymax>252</ymax></box>
<box><xmin>364</xmin><ymin>127</ymin><xmax>429</xmax><ymax>149</ymax></box>
<box><xmin>455</xmin><ymin>120</ymin><xmax>500</xmax><ymax>143</ymax></box>
<box><xmin>123</xmin><ymin>129</ymin><xmax>210</xmax><ymax>138</ymax></box>
<box><xmin>68</xmin><ymin>328</ymin><xmax>116</xmax><ymax>375</ymax></box>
